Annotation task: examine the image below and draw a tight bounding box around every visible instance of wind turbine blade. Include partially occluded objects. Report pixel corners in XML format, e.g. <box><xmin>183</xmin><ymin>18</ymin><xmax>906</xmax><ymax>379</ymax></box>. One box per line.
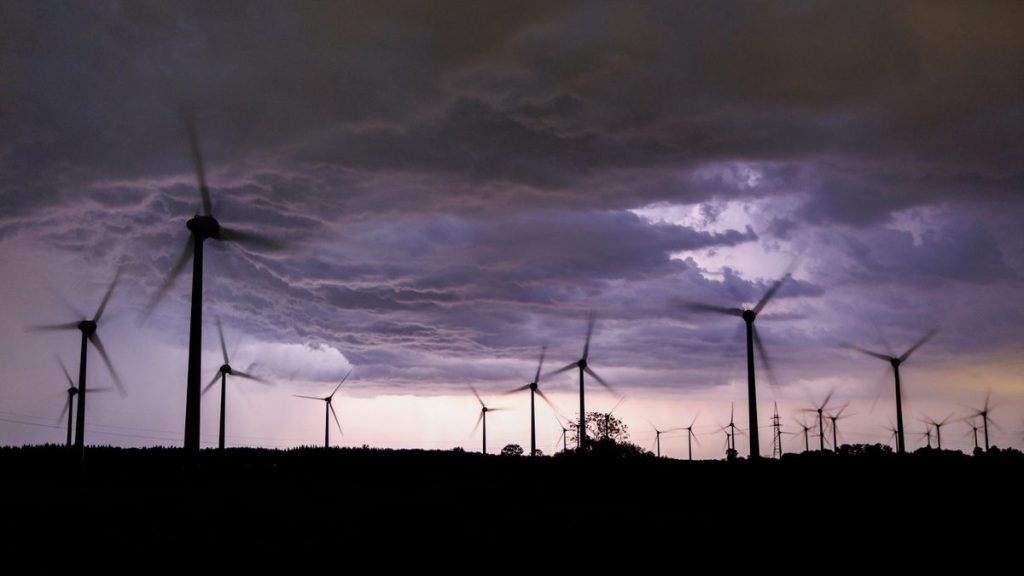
<box><xmin>868</xmin><ymin>366</ymin><xmax>893</xmax><ymax>413</ymax></box>
<box><xmin>583</xmin><ymin>366</ymin><xmax>617</xmax><ymax>395</ymax></box>
<box><xmin>293</xmin><ymin>394</ymin><xmax>323</xmax><ymax>401</ymax></box>
<box><xmin>471</xmin><ymin>410</ymin><xmax>484</xmax><ymax>436</ymax></box>
<box><xmin>88</xmin><ymin>332</ymin><xmax>126</xmax><ymax>397</ymax></box>
<box><xmin>752</xmin><ymin>272</ymin><xmax>790</xmax><ymax>314</ymax></box>
<box><xmin>202</xmin><ymin>372</ymin><xmax>220</xmax><ymax>397</ymax></box>
<box><xmin>231</xmin><ymin>370</ymin><xmax>273</xmax><ymax>385</ymax></box>
<box><xmin>182</xmin><ymin>107</ymin><xmax>213</xmax><ymax>216</ymax></box>
<box><xmin>487</xmin><ymin>407</ymin><xmax>508</xmax><ymax>412</ymax></box>
<box><xmin>608</xmin><ymin>396</ymin><xmax>625</xmax><ymax>416</ymax></box>
<box><xmin>536</xmin><ymin>389</ymin><xmax>562</xmax><ymax>418</ymax></box>
<box><xmin>56</xmin><ymin>356</ymin><xmax>75</xmax><ymax>388</ymax></box>
<box><xmin>219</xmin><ymin>227</ymin><xmax>285</xmax><ymax>251</ymax></box>
<box><xmin>818</xmin><ymin>389</ymin><xmax>835</xmax><ymax>411</ymax></box>
<box><xmin>502</xmin><ymin>384</ymin><xmax>532</xmax><ymax>394</ymax></box>
<box><xmin>752</xmin><ymin>324</ymin><xmax>780</xmax><ymax>389</ymax></box>
<box><xmin>583</xmin><ymin>311</ymin><xmax>596</xmax><ymax>360</ymax></box>
<box><xmin>142</xmin><ymin>236</ymin><xmax>194</xmax><ymax>319</ymax></box>
<box><xmin>26</xmin><ymin>322</ymin><xmax>80</xmax><ymax>332</ymax></box>
<box><xmin>691</xmin><ymin>429</ymin><xmax>702</xmax><ymax>447</ymax></box>
<box><xmin>92</xmin><ymin>265</ymin><xmax>123</xmax><ymax>322</ymax></box>
<box><xmin>681</xmin><ymin>302</ymin><xmax>744</xmax><ymax>317</ymax></box>
<box><xmin>689</xmin><ymin>412</ymin><xmax>699</xmax><ymax>428</ymax></box>
<box><xmin>329</xmin><ymin>403</ymin><xmax>343</xmax><ymax>436</ymax></box>
<box><xmin>57</xmin><ymin>397</ymin><xmax>70</xmax><ymax>425</ymax></box>
<box><xmin>544</xmin><ymin>362</ymin><xmax>578</xmax><ymax>378</ymax></box>
<box><xmin>216</xmin><ymin>318</ymin><xmax>229</xmax><ymax>365</ymax></box>
<box><xmin>468</xmin><ymin>383</ymin><xmax>484</xmax><ymax>407</ymax></box>
<box><xmin>329</xmin><ymin>369</ymin><xmax>353</xmax><ymax>399</ymax></box>
<box><xmin>534</xmin><ymin>344</ymin><xmax>547</xmax><ymax>384</ymax></box>
<box><xmin>899</xmin><ymin>329</ymin><xmax>938</xmax><ymax>363</ymax></box>
<box><xmin>840</xmin><ymin>342</ymin><xmax>892</xmax><ymax>362</ymax></box>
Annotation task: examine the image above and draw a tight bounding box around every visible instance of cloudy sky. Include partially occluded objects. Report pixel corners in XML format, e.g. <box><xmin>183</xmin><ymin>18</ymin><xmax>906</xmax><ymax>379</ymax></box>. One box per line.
<box><xmin>1</xmin><ymin>1</ymin><xmax>1022</xmax><ymax>458</ymax></box>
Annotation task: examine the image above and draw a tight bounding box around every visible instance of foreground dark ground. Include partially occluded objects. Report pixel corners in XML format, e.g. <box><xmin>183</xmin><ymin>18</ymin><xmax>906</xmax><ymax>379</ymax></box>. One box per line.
<box><xmin>2</xmin><ymin>443</ymin><xmax>1021</xmax><ymax>559</ymax></box>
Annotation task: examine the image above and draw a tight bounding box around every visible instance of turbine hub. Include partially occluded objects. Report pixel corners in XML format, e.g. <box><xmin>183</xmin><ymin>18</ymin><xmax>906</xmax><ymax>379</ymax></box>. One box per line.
<box><xmin>221</xmin><ymin>364</ymin><xmax>232</xmax><ymax>375</ymax></box>
<box><xmin>69</xmin><ymin>388</ymin><xmax>78</xmax><ymax>395</ymax></box>
<box><xmin>577</xmin><ymin>359</ymin><xmax>587</xmax><ymax>369</ymax></box>
<box><xmin>742</xmin><ymin>310</ymin><xmax>756</xmax><ymax>323</ymax></box>
<box><xmin>890</xmin><ymin>357</ymin><xmax>901</xmax><ymax>367</ymax></box>
<box><xmin>529</xmin><ymin>382</ymin><xmax>538</xmax><ymax>391</ymax></box>
<box><xmin>187</xmin><ymin>214</ymin><xmax>221</xmax><ymax>240</ymax></box>
<box><xmin>77</xmin><ymin>320</ymin><xmax>97</xmax><ymax>335</ymax></box>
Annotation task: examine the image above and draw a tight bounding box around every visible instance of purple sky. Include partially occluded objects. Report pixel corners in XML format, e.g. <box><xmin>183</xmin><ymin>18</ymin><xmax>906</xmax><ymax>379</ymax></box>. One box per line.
<box><xmin>1</xmin><ymin>1</ymin><xmax>1022</xmax><ymax>457</ymax></box>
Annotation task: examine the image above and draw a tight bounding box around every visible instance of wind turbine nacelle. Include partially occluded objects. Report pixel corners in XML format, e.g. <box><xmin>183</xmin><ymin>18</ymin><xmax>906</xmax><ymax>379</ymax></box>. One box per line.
<box><xmin>220</xmin><ymin>364</ymin><xmax>232</xmax><ymax>375</ymax></box>
<box><xmin>77</xmin><ymin>320</ymin><xmax>97</xmax><ymax>335</ymax></box>
<box><xmin>187</xmin><ymin>215</ymin><xmax>221</xmax><ymax>239</ymax></box>
<box><xmin>742</xmin><ymin>310</ymin><xmax>756</xmax><ymax>322</ymax></box>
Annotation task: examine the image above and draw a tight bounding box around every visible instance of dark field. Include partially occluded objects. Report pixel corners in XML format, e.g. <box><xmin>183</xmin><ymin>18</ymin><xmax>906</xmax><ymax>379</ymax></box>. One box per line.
<box><xmin>3</xmin><ymin>445</ymin><xmax>1021</xmax><ymax>559</ymax></box>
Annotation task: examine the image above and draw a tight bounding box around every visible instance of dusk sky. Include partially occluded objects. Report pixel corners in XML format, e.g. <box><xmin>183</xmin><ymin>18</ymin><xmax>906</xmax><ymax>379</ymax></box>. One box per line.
<box><xmin>1</xmin><ymin>1</ymin><xmax>1021</xmax><ymax>458</ymax></box>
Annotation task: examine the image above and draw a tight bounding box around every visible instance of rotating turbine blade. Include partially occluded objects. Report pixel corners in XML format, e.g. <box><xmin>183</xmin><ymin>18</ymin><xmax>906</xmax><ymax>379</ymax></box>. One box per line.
<box><xmin>219</xmin><ymin>227</ymin><xmax>285</xmax><ymax>251</ymax></box>
<box><xmin>216</xmin><ymin>318</ymin><xmax>229</xmax><ymax>365</ymax></box>
<box><xmin>293</xmin><ymin>394</ymin><xmax>323</xmax><ymax>401</ymax></box>
<box><xmin>689</xmin><ymin>412</ymin><xmax>700</xmax><ymax>428</ymax></box>
<box><xmin>817</xmin><ymin>389</ymin><xmax>835</xmax><ymax>411</ymax></box>
<box><xmin>182</xmin><ymin>108</ymin><xmax>213</xmax><ymax>216</ymax></box>
<box><xmin>536</xmin><ymin>389</ymin><xmax>563</xmax><ymax>419</ymax></box>
<box><xmin>691</xmin><ymin>429</ymin><xmax>702</xmax><ymax>446</ymax></box>
<box><xmin>503</xmin><ymin>384</ymin><xmax>532</xmax><ymax>394</ymax></box>
<box><xmin>56</xmin><ymin>357</ymin><xmax>75</xmax><ymax>388</ymax></box>
<box><xmin>329</xmin><ymin>403</ymin><xmax>343</xmax><ymax>435</ymax></box>
<box><xmin>583</xmin><ymin>311</ymin><xmax>596</xmax><ymax>361</ymax></box>
<box><xmin>608</xmin><ymin>396</ymin><xmax>625</xmax><ymax>416</ymax></box>
<box><xmin>468</xmin><ymin>383</ymin><xmax>484</xmax><ymax>407</ymax></box>
<box><xmin>88</xmin><ymin>332</ymin><xmax>126</xmax><ymax>397</ymax></box>
<box><xmin>840</xmin><ymin>342</ymin><xmax>892</xmax><ymax>362</ymax></box>
<box><xmin>329</xmin><ymin>369</ymin><xmax>353</xmax><ymax>399</ymax></box>
<box><xmin>26</xmin><ymin>322</ymin><xmax>80</xmax><ymax>332</ymax></box>
<box><xmin>583</xmin><ymin>366</ymin><xmax>617</xmax><ymax>395</ymax></box>
<box><xmin>202</xmin><ymin>372</ymin><xmax>221</xmax><ymax>396</ymax></box>
<box><xmin>142</xmin><ymin>236</ymin><xmax>195</xmax><ymax>319</ymax></box>
<box><xmin>534</xmin><ymin>344</ymin><xmax>547</xmax><ymax>384</ymax></box>
<box><xmin>681</xmin><ymin>302</ymin><xmax>744</xmax><ymax>317</ymax></box>
<box><xmin>471</xmin><ymin>410</ymin><xmax>484</xmax><ymax>436</ymax></box>
<box><xmin>57</xmin><ymin>397</ymin><xmax>70</xmax><ymax>426</ymax></box>
<box><xmin>545</xmin><ymin>361</ymin><xmax>578</xmax><ymax>378</ymax></box>
<box><xmin>752</xmin><ymin>324</ymin><xmax>780</xmax><ymax>389</ymax></box>
<box><xmin>92</xmin><ymin>265</ymin><xmax>123</xmax><ymax>323</ymax></box>
<box><xmin>231</xmin><ymin>370</ymin><xmax>272</xmax><ymax>385</ymax></box>
<box><xmin>899</xmin><ymin>329</ymin><xmax>938</xmax><ymax>363</ymax></box>
<box><xmin>753</xmin><ymin>272</ymin><xmax>790</xmax><ymax>314</ymax></box>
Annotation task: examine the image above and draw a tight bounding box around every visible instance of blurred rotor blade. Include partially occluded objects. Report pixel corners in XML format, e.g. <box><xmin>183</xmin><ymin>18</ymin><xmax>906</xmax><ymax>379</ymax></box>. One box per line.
<box><xmin>899</xmin><ymin>329</ymin><xmax>938</xmax><ymax>363</ymax></box>
<box><xmin>293</xmin><ymin>394</ymin><xmax>323</xmax><ymax>401</ymax></box>
<box><xmin>545</xmin><ymin>362</ymin><xmax>578</xmax><ymax>378</ymax></box>
<box><xmin>536</xmin><ymin>389</ymin><xmax>563</xmax><ymax>419</ymax></box>
<box><xmin>583</xmin><ymin>366</ymin><xmax>617</xmax><ymax>396</ymax></box>
<box><xmin>583</xmin><ymin>311</ymin><xmax>596</xmax><ymax>360</ymax></box>
<box><xmin>503</xmin><ymin>384</ymin><xmax>532</xmax><ymax>394</ymax></box>
<box><xmin>681</xmin><ymin>302</ymin><xmax>744</xmax><ymax>317</ymax></box>
<box><xmin>534</xmin><ymin>344</ymin><xmax>547</xmax><ymax>384</ymax></box>
<box><xmin>88</xmin><ymin>333</ymin><xmax>126</xmax><ymax>397</ymax></box>
<box><xmin>26</xmin><ymin>322</ymin><xmax>80</xmax><ymax>332</ymax></box>
<box><xmin>231</xmin><ymin>370</ymin><xmax>273</xmax><ymax>385</ymax></box>
<box><xmin>818</xmin><ymin>389</ymin><xmax>835</xmax><ymax>411</ymax></box>
<box><xmin>689</xmin><ymin>412</ymin><xmax>700</xmax><ymax>428</ymax></box>
<box><xmin>89</xmin><ymin>387</ymin><xmax>114</xmax><ymax>394</ymax></box>
<box><xmin>141</xmin><ymin>236</ymin><xmax>194</xmax><ymax>319</ymax></box>
<box><xmin>471</xmin><ymin>411</ymin><xmax>484</xmax><ymax>436</ymax></box>
<box><xmin>57</xmin><ymin>397</ymin><xmax>71</xmax><ymax>426</ymax></box>
<box><xmin>216</xmin><ymin>318</ymin><xmax>229</xmax><ymax>365</ymax></box>
<box><xmin>840</xmin><ymin>342</ymin><xmax>892</xmax><ymax>362</ymax></box>
<box><xmin>752</xmin><ymin>324</ymin><xmax>780</xmax><ymax>389</ymax></box>
<box><xmin>219</xmin><ymin>227</ymin><xmax>285</xmax><ymax>251</ymax></box>
<box><xmin>468</xmin><ymin>383</ymin><xmax>484</xmax><ymax>407</ymax></box>
<box><xmin>486</xmin><ymin>407</ymin><xmax>508</xmax><ymax>412</ymax></box>
<box><xmin>329</xmin><ymin>403</ymin><xmax>343</xmax><ymax>435</ymax></box>
<box><xmin>92</xmin><ymin>264</ymin><xmax>123</xmax><ymax>322</ymax></box>
<box><xmin>608</xmin><ymin>396</ymin><xmax>625</xmax><ymax>416</ymax></box>
<box><xmin>202</xmin><ymin>372</ymin><xmax>221</xmax><ymax>397</ymax></box>
<box><xmin>753</xmin><ymin>272</ymin><xmax>790</xmax><ymax>314</ymax></box>
<box><xmin>56</xmin><ymin>356</ymin><xmax>75</xmax><ymax>388</ymax></box>
<box><xmin>691</xmin><ymin>429</ymin><xmax>702</xmax><ymax>447</ymax></box>
<box><xmin>329</xmin><ymin>369</ymin><xmax>352</xmax><ymax>399</ymax></box>
<box><xmin>868</xmin><ymin>366</ymin><xmax>893</xmax><ymax>413</ymax></box>
<box><xmin>182</xmin><ymin>108</ymin><xmax>212</xmax><ymax>216</ymax></box>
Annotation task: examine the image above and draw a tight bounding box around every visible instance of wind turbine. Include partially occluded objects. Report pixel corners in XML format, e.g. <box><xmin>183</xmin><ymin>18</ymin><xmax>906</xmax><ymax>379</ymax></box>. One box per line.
<box><xmin>294</xmin><ymin>369</ymin><xmax>351</xmax><ymax>448</ymax></box>
<box><xmin>825</xmin><ymin>403</ymin><xmax>852</xmax><ymax>453</ymax></box>
<box><xmin>801</xmin><ymin>390</ymin><xmax>834</xmax><ymax>451</ymax></box>
<box><xmin>145</xmin><ymin>111</ymin><xmax>278</xmax><ymax>468</ymax></box>
<box><xmin>720</xmin><ymin>402</ymin><xmax>742</xmax><ymax>454</ymax></box>
<box><xmin>601</xmin><ymin>396</ymin><xmax>626</xmax><ymax>441</ymax></box>
<box><xmin>682</xmin><ymin>413</ymin><xmax>700</xmax><ymax>461</ymax></box>
<box><xmin>923</xmin><ymin>414</ymin><xmax>953</xmax><ymax>450</ymax></box>
<box><xmin>504</xmin><ymin>345</ymin><xmax>559</xmax><ymax>456</ymax></box>
<box><xmin>842</xmin><ymin>329</ymin><xmax>937</xmax><ymax>454</ymax></box>
<box><xmin>554</xmin><ymin>416</ymin><xmax>570</xmax><ymax>454</ymax></box>
<box><xmin>963</xmin><ymin>418</ymin><xmax>981</xmax><ymax>452</ymax></box>
<box><xmin>650</xmin><ymin>422</ymin><xmax>681</xmax><ymax>458</ymax></box>
<box><xmin>201</xmin><ymin>320</ymin><xmax>273</xmax><ymax>450</ymax></box>
<box><xmin>793</xmin><ymin>417</ymin><xmax>813</xmax><ymax>452</ymax></box>
<box><xmin>470</xmin><ymin>384</ymin><xmax>504</xmax><ymax>455</ymax></box>
<box><xmin>29</xmin><ymin>267</ymin><xmax>126</xmax><ymax>465</ymax></box>
<box><xmin>682</xmin><ymin>269</ymin><xmax>793</xmax><ymax>460</ymax></box>
<box><xmin>969</xmin><ymin>392</ymin><xmax>997</xmax><ymax>452</ymax></box>
<box><xmin>883</xmin><ymin>420</ymin><xmax>899</xmax><ymax>449</ymax></box>
<box><xmin>547</xmin><ymin>313</ymin><xmax>615</xmax><ymax>450</ymax></box>
<box><xmin>55</xmin><ymin>357</ymin><xmax>112</xmax><ymax>449</ymax></box>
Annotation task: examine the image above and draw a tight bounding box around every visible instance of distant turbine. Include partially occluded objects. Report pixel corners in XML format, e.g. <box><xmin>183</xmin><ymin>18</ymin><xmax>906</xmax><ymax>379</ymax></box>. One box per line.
<box><xmin>201</xmin><ymin>319</ymin><xmax>273</xmax><ymax>450</ymax></box>
<box><xmin>963</xmin><ymin>419</ymin><xmax>981</xmax><ymax>452</ymax></box>
<box><xmin>793</xmin><ymin>417</ymin><xmax>813</xmax><ymax>452</ymax></box>
<box><xmin>825</xmin><ymin>403</ymin><xmax>853</xmax><ymax>453</ymax></box>
<box><xmin>682</xmin><ymin>413</ymin><xmax>700</xmax><ymax>461</ymax></box>
<box><xmin>28</xmin><ymin>267</ymin><xmax>126</xmax><ymax>466</ymax></box>
<box><xmin>800</xmin><ymin>390</ymin><xmax>834</xmax><ymax>451</ymax></box>
<box><xmin>720</xmin><ymin>402</ymin><xmax>743</xmax><ymax>454</ymax></box>
<box><xmin>601</xmin><ymin>397</ymin><xmax>626</xmax><ymax>441</ymax></box>
<box><xmin>969</xmin><ymin>392</ymin><xmax>998</xmax><ymax>452</ymax></box>
<box><xmin>294</xmin><ymin>369</ymin><xmax>351</xmax><ymax>448</ymax></box>
<box><xmin>54</xmin><ymin>357</ymin><xmax>109</xmax><ymax>448</ymax></box>
<box><xmin>923</xmin><ymin>414</ymin><xmax>953</xmax><ymax>451</ymax></box>
<box><xmin>650</xmin><ymin>422</ymin><xmax>682</xmax><ymax>458</ymax></box>
<box><xmin>145</xmin><ymin>110</ymin><xmax>279</xmax><ymax>469</ymax></box>
<box><xmin>470</xmin><ymin>384</ymin><xmax>505</xmax><ymax>455</ymax></box>
<box><xmin>554</xmin><ymin>417</ymin><xmax>570</xmax><ymax>453</ymax></box>
<box><xmin>842</xmin><ymin>329</ymin><xmax>937</xmax><ymax>454</ymax></box>
<box><xmin>547</xmin><ymin>312</ymin><xmax>616</xmax><ymax>451</ymax></box>
<box><xmin>504</xmin><ymin>345</ymin><xmax>559</xmax><ymax>456</ymax></box>
<box><xmin>682</xmin><ymin>268</ymin><xmax>793</xmax><ymax>460</ymax></box>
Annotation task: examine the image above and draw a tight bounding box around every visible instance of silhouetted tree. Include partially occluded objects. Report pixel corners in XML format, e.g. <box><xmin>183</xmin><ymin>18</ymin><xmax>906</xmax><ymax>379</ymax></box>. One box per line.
<box><xmin>501</xmin><ymin>444</ymin><xmax>524</xmax><ymax>457</ymax></box>
<box><xmin>568</xmin><ymin>411</ymin><xmax>629</xmax><ymax>445</ymax></box>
